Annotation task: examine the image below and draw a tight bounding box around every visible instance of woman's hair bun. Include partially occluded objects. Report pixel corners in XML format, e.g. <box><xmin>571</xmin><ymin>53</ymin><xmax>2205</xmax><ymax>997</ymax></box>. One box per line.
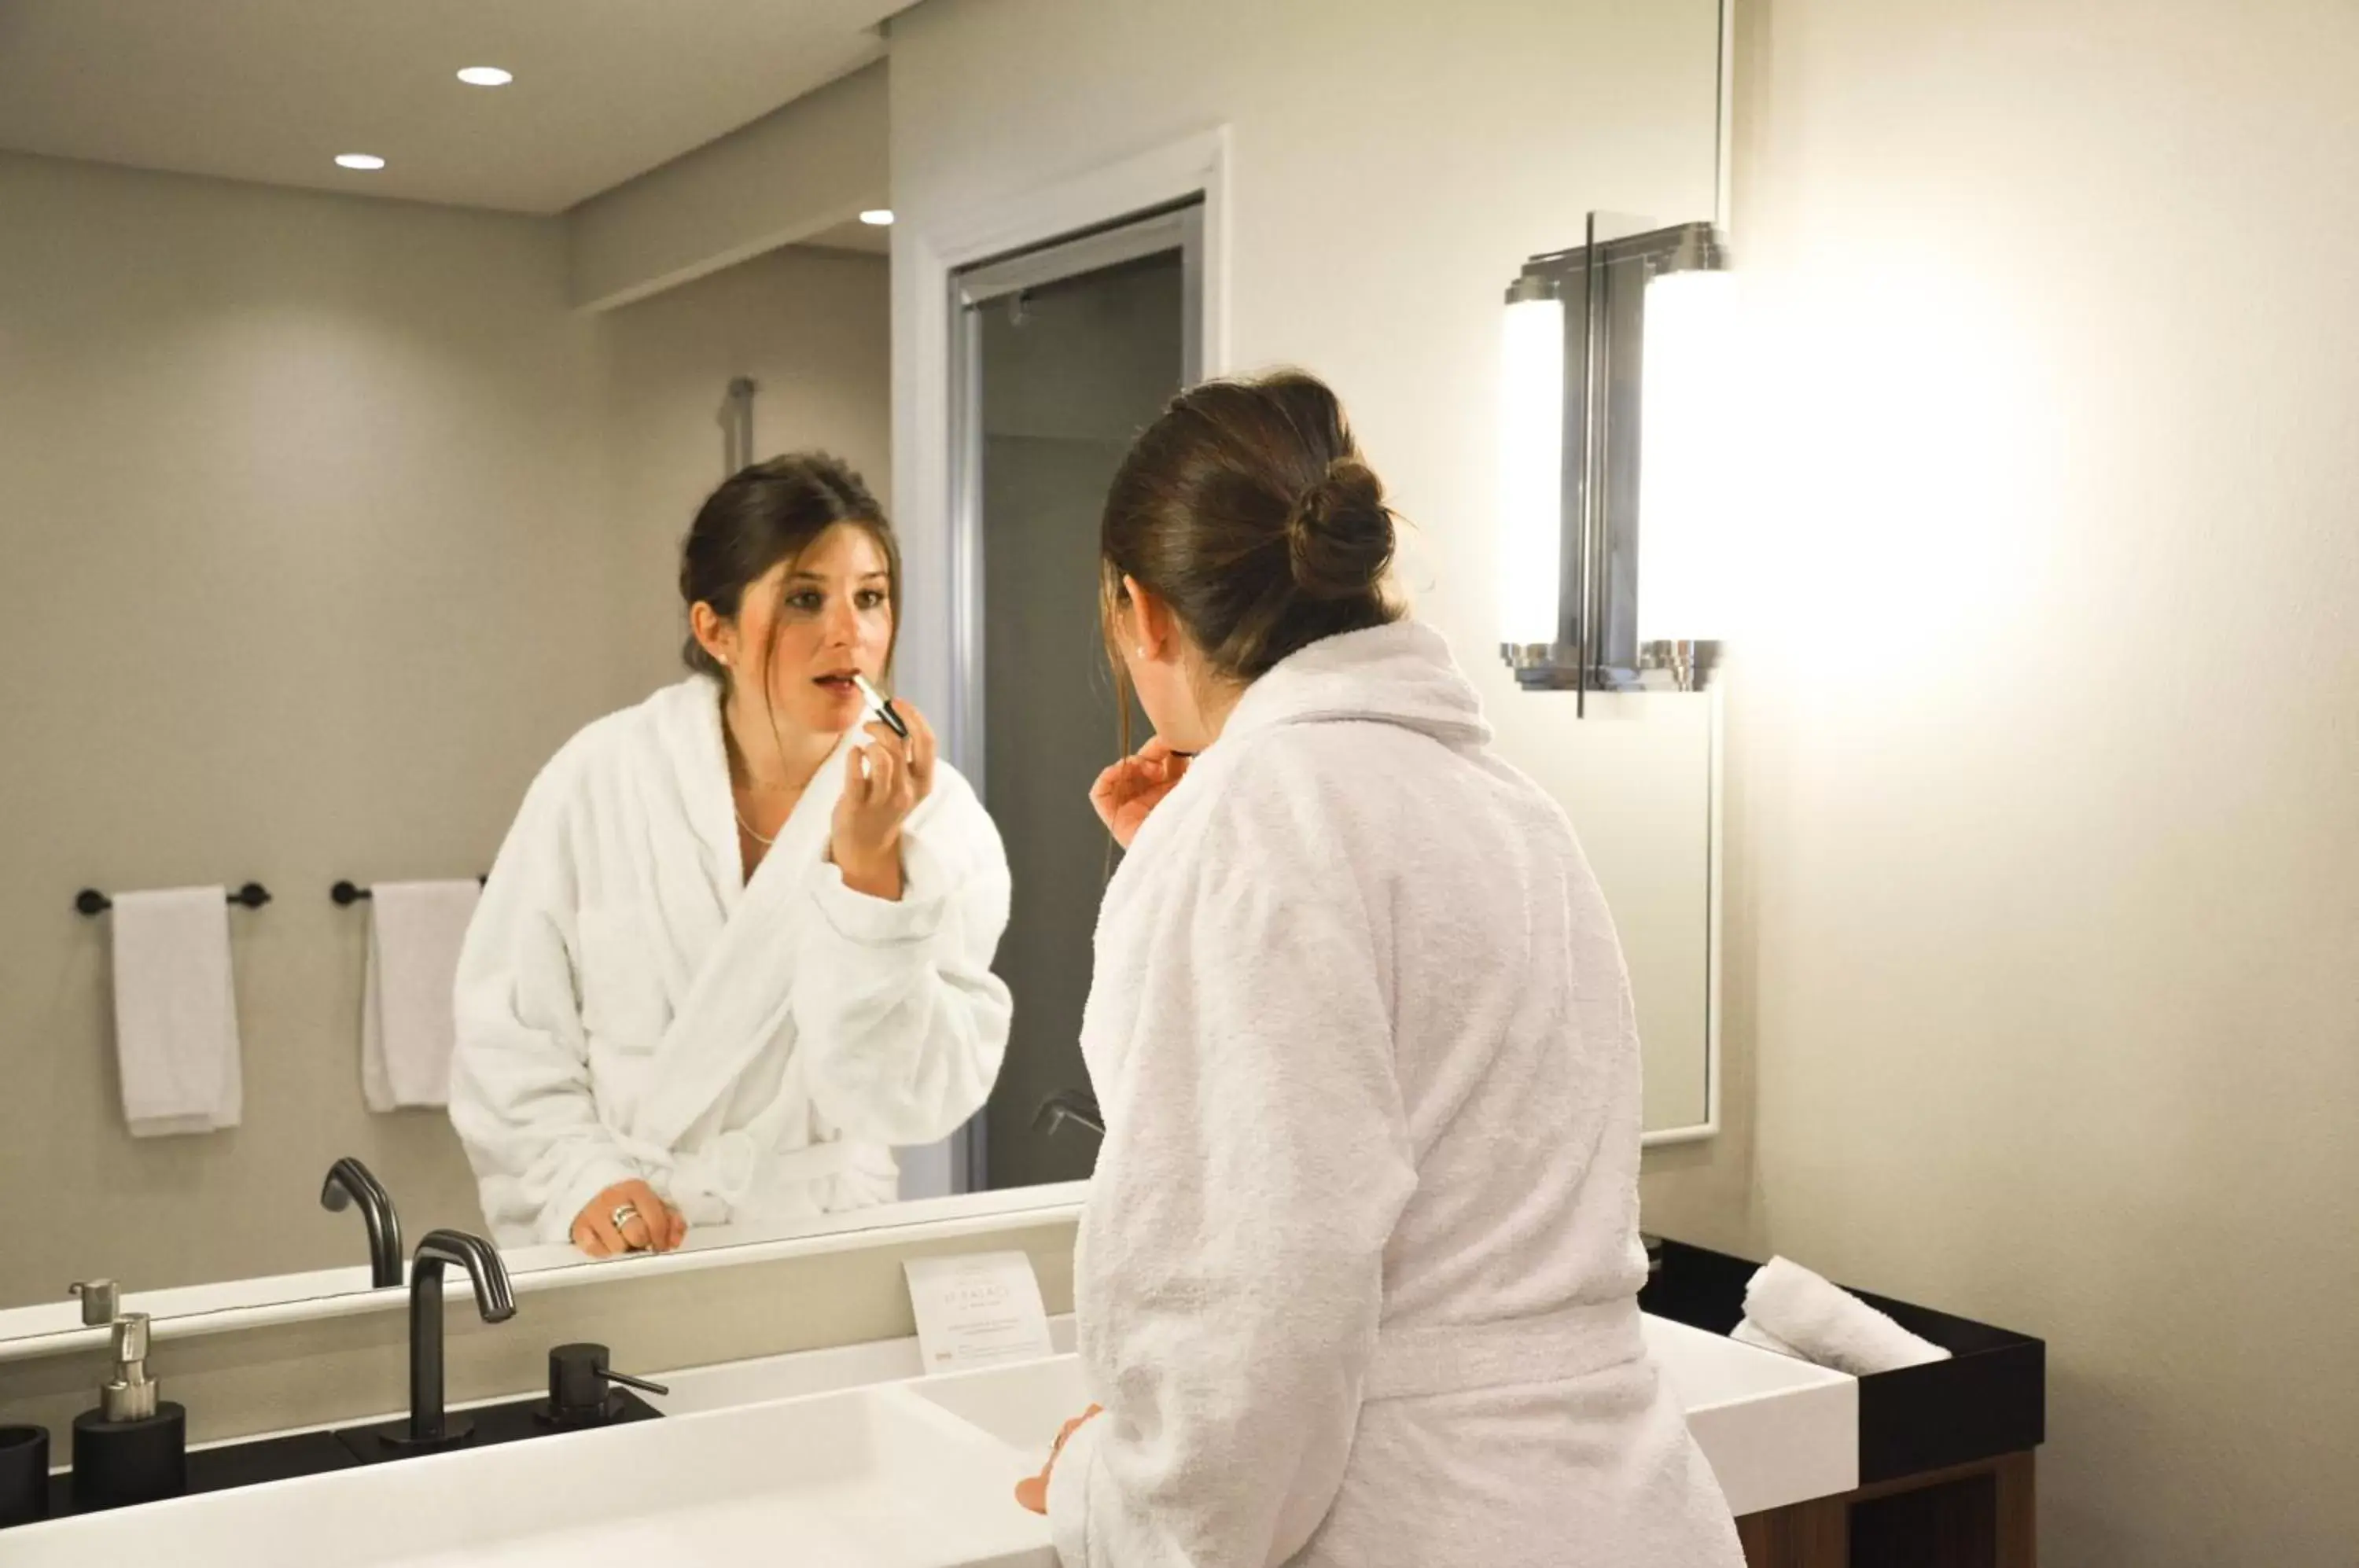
<box><xmin>1099</xmin><ymin>369</ymin><xmax>1404</xmax><ymax>681</ymax></box>
<box><xmin>1284</xmin><ymin>458</ymin><xmax>1395</xmax><ymax>601</ymax></box>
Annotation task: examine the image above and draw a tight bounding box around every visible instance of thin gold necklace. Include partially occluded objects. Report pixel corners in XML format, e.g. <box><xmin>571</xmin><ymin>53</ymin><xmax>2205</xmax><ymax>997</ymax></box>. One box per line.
<box><xmin>732</xmin><ymin>771</ymin><xmax>800</xmax><ymax>846</ymax></box>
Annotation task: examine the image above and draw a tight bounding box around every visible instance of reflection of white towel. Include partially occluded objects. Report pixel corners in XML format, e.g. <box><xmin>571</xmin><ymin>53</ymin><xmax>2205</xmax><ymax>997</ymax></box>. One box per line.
<box><xmin>362</xmin><ymin>880</ymin><xmax>480</xmax><ymax>1111</ymax></box>
<box><xmin>109</xmin><ymin>887</ymin><xmax>242</xmax><ymax>1137</ymax></box>
<box><xmin>1731</xmin><ymin>1317</ymin><xmax>1806</xmax><ymax>1359</ymax></box>
<box><xmin>1744</xmin><ymin>1256</ymin><xmax>1952</xmax><ymax>1375</ymax></box>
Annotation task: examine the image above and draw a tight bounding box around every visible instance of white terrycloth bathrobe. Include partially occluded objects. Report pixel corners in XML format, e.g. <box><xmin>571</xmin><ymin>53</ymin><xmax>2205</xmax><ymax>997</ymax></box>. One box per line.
<box><xmin>449</xmin><ymin>675</ymin><xmax>1012</xmax><ymax>1247</ymax></box>
<box><xmin>1047</xmin><ymin>622</ymin><xmax>1742</xmax><ymax>1568</ymax></box>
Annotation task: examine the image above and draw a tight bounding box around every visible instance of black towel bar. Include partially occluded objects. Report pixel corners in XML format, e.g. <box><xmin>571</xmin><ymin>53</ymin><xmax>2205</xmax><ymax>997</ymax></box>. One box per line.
<box><xmin>332</xmin><ymin>876</ymin><xmax>488</xmax><ymax>905</ymax></box>
<box><xmin>76</xmin><ymin>882</ymin><xmax>271</xmax><ymax>917</ymax></box>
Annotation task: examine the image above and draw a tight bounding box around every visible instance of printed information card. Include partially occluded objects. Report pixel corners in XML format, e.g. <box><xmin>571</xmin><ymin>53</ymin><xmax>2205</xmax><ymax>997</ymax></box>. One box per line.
<box><xmin>903</xmin><ymin>1251</ymin><xmax>1056</xmax><ymax>1373</ymax></box>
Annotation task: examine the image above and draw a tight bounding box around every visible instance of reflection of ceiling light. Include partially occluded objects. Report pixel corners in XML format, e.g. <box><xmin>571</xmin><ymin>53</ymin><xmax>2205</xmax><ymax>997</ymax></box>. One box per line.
<box><xmin>335</xmin><ymin>153</ymin><xmax>386</xmax><ymax>171</ymax></box>
<box><xmin>456</xmin><ymin>66</ymin><xmax>513</xmax><ymax>86</ymax></box>
<box><xmin>859</xmin><ymin>209</ymin><xmax>895</xmax><ymax>226</ymax></box>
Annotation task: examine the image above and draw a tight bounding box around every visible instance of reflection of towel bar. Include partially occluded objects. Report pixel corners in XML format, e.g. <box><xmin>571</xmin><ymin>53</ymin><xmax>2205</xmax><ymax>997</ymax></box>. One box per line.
<box><xmin>1032</xmin><ymin>1088</ymin><xmax>1104</xmax><ymax>1140</ymax></box>
<box><xmin>75</xmin><ymin>882</ymin><xmax>270</xmax><ymax>917</ymax></box>
<box><xmin>331</xmin><ymin>876</ymin><xmax>488</xmax><ymax>905</ymax></box>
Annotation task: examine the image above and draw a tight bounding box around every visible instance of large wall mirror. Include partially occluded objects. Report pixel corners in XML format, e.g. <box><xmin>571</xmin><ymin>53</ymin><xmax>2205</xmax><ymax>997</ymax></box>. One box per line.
<box><xmin>0</xmin><ymin>0</ymin><xmax>1724</xmax><ymax>1344</ymax></box>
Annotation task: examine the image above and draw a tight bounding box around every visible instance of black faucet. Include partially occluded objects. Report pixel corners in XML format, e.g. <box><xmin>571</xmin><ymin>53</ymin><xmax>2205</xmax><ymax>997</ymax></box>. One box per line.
<box><xmin>319</xmin><ymin>1157</ymin><xmax>403</xmax><ymax>1289</ymax></box>
<box><xmin>386</xmin><ymin>1230</ymin><xmax>516</xmax><ymax>1453</ymax></box>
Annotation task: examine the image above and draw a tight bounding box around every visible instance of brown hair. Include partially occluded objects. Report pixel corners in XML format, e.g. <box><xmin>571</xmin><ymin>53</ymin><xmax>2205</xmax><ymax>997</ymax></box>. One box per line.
<box><xmin>679</xmin><ymin>451</ymin><xmax>901</xmax><ymax>689</ymax></box>
<box><xmin>1099</xmin><ymin>370</ymin><xmax>1401</xmax><ymax>709</ymax></box>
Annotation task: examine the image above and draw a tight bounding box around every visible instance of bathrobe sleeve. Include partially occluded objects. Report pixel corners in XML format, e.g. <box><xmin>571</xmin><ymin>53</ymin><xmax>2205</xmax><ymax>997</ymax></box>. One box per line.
<box><xmin>1047</xmin><ymin>796</ymin><xmax>1419</xmax><ymax>1568</ymax></box>
<box><xmin>449</xmin><ymin>753</ymin><xmax>643</xmax><ymax>1246</ymax></box>
<box><xmin>788</xmin><ymin>771</ymin><xmax>1014</xmax><ymax>1147</ymax></box>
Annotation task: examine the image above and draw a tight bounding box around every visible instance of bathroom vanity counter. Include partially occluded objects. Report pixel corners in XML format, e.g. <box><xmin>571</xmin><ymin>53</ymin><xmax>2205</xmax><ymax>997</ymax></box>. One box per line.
<box><xmin>1642</xmin><ymin>1239</ymin><xmax>2047</xmax><ymax>1568</ymax></box>
<box><xmin>0</xmin><ymin>1310</ymin><xmax>1858</xmax><ymax>1565</ymax></box>
<box><xmin>2</xmin><ymin>1378</ymin><xmax>1055</xmax><ymax>1568</ymax></box>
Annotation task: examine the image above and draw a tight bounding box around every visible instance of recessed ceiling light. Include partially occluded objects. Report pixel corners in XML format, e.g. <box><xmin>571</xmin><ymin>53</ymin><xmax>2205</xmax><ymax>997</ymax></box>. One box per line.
<box><xmin>335</xmin><ymin>153</ymin><xmax>386</xmax><ymax>171</ymax></box>
<box><xmin>859</xmin><ymin>209</ymin><xmax>895</xmax><ymax>226</ymax></box>
<box><xmin>456</xmin><ymin>66</ymin><xmax>513</xmax><ymax>86</ymax></box>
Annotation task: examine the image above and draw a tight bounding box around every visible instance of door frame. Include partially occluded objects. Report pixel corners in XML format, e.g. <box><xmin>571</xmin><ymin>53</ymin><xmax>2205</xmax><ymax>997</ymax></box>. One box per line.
<box><xmin>892</xmin><ymin>131</ymin><xmax>1231</xmax><ymax>1196</ymax></box>
<box><xmin>892</xmin><ymin>127</ymin><xmax>1232</xmax><ymax>781</ymax></box>
<box><xmin>946</xmin><ymin>198</ymin><xmax>1205</xmax><ymax>797</ymax></box>
<box><xmin>946</xmin><ymin>204</ymin><xmax>1203</xmax><ymax>1197</ymax></box>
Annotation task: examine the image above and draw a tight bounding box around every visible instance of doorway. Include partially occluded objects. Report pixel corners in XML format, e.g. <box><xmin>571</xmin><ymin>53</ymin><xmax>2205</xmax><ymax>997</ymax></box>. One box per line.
<box><xmin>948</xmin><ymin>202</ymin><xmax>1203</xmax><ymax>1191</ymax></box>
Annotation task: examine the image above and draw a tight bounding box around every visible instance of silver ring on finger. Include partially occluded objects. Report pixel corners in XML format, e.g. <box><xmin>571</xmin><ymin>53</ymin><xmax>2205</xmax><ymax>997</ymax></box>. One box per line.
<box><xmin>611</xmin><ymin>1203</ymin><xmax>642</xmax><ymax>1235</ymax></box>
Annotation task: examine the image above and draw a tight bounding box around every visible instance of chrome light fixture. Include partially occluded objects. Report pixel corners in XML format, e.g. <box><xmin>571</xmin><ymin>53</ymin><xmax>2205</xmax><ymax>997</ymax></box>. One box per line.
<box><xmin>1498</xmin><ymin>215</ymin><xmax>1731</xmax><ymax>710</ymax></box>
<box><xmin>1497</xmin><ymin>279</ymin><xmax>1567</xmax><ymax>653</ymax></box>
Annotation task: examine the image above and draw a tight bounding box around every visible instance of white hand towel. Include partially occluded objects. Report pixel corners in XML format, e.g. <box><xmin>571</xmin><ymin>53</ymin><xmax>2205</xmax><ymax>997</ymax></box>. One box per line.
<box><xmin>109</xmin><ymin>887</ymin><xmax>243</xmax><ymax>1137</ymax></box>
<box><xmin>1743</xmin><ymin>1256</ymin><xmax>1952</xmax><ymax>1375</ymax></box>
<box><xmin>1731</xmin><ymin>1317</ymin><xmax>1807</xmax><ymax>1359</ymax></box>
<box><xmin>362</xmin><ymin>879</ymin><xmax>480</xmax><ymax>1111</ymax></box>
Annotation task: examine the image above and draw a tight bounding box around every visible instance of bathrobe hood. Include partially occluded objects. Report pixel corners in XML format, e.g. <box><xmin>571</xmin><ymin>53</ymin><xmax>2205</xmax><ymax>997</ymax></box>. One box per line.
<box><xmin>1217</xmin><ymin>620</ymin><xmax>1493</xmax><ymax>753</ymax></box>
<box><xmin>1111</xmin><ymin>619</ymin><xmax>1496</xmax><ymax>883</ymax></box>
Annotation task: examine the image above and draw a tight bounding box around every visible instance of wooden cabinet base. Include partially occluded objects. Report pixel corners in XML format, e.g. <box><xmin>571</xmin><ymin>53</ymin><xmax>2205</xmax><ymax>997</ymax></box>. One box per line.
<box><xmin>1736</xmin><ymin>1450</ymin><xmax>2035</xmax><ymax>1568</ymax></box>
<box><xmin>1737</xmin><ymin>1493</ymin><xmax>1849</xmax><ymax>1567</ymax></box>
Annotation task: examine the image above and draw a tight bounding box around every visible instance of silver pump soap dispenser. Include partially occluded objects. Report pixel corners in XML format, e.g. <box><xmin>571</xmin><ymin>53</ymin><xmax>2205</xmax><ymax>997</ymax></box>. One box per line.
<box><xmin>66</xmin><ymin>1280</ymin><xmax>186</xmax><ymax>1511</ymax></box>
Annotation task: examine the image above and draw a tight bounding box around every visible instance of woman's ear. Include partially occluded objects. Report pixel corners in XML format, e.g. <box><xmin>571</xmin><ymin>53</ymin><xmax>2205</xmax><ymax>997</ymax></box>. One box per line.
<box><xmin>689</xmin><ymin>602</ymin><xmax>736</xmax><ymax>672</ymax></box>
<box><xmin>1123</xmin><ymin>575</ymin><xmax>1174</xmax><ymax>661</ymax></box>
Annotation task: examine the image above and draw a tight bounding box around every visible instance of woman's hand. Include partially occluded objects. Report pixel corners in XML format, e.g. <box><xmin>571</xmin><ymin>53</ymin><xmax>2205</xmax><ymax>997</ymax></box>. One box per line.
<box><xmin>1013</xmin><ymin>1404</ymin><xmax>1102</xmax><ymax>1515</ymax></box>
<box><xmin>1090</xmin><ymin>737</ymin><xmax>1189</xmax><ymax>849</ymax></box>
<box><xmin>570</xmin><ymin>1179</ymin><xmax>686</xmax><ymax>1257</ymax></box>
<box><xmin>832</xmin><ymin>699</ymin><xmax>937</xmax><ymax>900</ymax></box>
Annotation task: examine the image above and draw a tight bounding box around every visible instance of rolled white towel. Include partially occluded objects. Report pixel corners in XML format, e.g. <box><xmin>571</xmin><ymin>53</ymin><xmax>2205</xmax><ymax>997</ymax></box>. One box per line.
<box><xmin>1730</xmin><ymin>1317</ymin><xmax>1806</xmax><ymax>1359</ymax></box>
<box><xmin>1743</xmin><ymin>1256</ymin><xmax>1951</xmax><ymax>1376</ymax></box>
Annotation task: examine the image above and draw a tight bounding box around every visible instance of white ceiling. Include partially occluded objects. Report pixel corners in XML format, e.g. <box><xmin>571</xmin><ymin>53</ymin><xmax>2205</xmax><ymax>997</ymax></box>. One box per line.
<box><xmin>0</xmin><ymin>0</ymin><xmax>909</xmax><ymax>215</ymax></box>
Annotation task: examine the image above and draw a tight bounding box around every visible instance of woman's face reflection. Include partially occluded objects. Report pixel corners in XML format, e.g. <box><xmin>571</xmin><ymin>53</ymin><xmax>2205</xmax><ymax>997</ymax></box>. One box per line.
<box><xmin>731</xmin><ymin>523</ymin><xmax>895</xmax><ymax>738</ymax></box>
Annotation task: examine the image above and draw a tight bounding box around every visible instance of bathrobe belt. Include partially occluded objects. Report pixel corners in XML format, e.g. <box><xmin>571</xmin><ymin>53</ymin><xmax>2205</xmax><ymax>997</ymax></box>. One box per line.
<box><xmin>1361</xmin><ymin>1298</ymin><xmax>1646</xmax><ymax>1403</ymax></box>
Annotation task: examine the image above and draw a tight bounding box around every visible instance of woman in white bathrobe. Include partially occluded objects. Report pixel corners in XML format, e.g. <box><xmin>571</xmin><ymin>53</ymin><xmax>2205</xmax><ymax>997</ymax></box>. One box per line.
<box><xmin>449</xmin><ymin>454</ymin><xmax>1012</xmax><ymax>1256</ymax></box>
<box><xmin>1020</xmin><ymin>374</ymin><xmax>1743</xmax><ymax>1566</ymax></box>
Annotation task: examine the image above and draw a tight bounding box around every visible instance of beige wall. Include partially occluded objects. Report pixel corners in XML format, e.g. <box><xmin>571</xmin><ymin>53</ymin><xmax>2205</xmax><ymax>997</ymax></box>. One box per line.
<box><xmin>567</xmin><ymin>62</ymin><xmax>889</xmax><ymax>311</ymax></box>
<box><xmin>595</xmin><ymin>244</ymin><xmax>893</xmax><ymax>703</ymax></box>
<box><xmin>1714</xmin><ymin>0</ymin><xmax>2359</xmax><ymax>1561</ymax></box>
<box><xmin>0</xmin><ymin>153</ymin><xmax>894</xmax><ymax>1314</ymax></box>
<box><xmin>885</xmin><ymin>0</ymin><xmax>1728</xmax><ymax>1140</ymax></box>
<box><xmin>0</xmin><ymin>151</ymin><xmax>615</xmax><ymax>1313</ymax></box>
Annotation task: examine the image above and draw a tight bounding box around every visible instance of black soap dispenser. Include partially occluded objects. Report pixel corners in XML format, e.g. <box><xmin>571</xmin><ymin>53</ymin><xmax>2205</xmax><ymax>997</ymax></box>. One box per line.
<box><xmin>0</xmin><ymin>1423</ymin><xmax>49</xmax><ymax>1529</ymax></box>
<box><xmin>534</xmin><ymin>1343</ymin><xmax>669</xmax><ymax>1431</ymax></box>
<box><xmin>66</xmin><ymin>1281</ymin><xmax>186</xmax><ymax>1512</ymax></box>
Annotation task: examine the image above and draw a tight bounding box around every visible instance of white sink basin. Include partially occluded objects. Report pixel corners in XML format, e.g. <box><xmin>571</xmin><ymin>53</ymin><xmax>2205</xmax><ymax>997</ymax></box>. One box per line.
<box><xmin>1</xmin><ymin>1386</ymin><xmax>1054</xmax><ymax>1568</ymax></box>
<box><xmin>908</xmin><ymin>1353</ymin><xmax>1090</xmax><ymax>1455</ymax></box>
<box><xmin>1643</xmin><ymin>1315</ymin><xmax>1858</xmax><ymax>1516</ymax></box>
<box><xmin>0</xmin><ymin>1312</ymin><xmax>1852</xmax><ymax>1564</ymax></box>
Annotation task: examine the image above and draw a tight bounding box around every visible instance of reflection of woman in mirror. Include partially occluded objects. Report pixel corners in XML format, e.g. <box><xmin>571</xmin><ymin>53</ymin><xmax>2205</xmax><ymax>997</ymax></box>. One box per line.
<box><xmin>449</xmin><ymin>455</ymin><xmax>1012</xmax><ymax>1258</ymax></box>
<box><xmin>1016</xmin><ymin>375</ymin><xmax>1742</xmax><ymax>1565</ymax></box>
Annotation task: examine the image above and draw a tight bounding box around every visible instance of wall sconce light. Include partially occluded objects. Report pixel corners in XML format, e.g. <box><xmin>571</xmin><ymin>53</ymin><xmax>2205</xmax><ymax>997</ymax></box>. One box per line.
<box><xmin>1498</xmin><ymin>280</ymin><xmax>1567</xmax><ymax>653</ymax></box>
<box><xmin>1498</xmin><ymin>215</ymin><xmax>1732</xmax><ymax>710</ymax></box>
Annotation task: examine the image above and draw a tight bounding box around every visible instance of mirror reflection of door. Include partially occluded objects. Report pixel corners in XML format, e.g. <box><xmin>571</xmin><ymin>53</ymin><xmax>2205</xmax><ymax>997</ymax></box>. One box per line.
<box><xmin>951</xmin><ymin>204</ymin><xmax>1202</xmax><ymax>1191</ymax></box>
